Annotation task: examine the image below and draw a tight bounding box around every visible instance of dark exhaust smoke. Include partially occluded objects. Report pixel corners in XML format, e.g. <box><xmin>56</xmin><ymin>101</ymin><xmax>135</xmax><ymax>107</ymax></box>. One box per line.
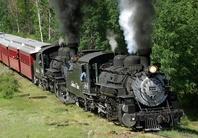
<box><xmin>118</xmin><ymin>0</ymin><xmax>154</xmax><ymax>54</ymax></box>
<box><xmin>50</xmin><ymin>0</ymin><xmax>82</xmax><ymax>45</ymax></box>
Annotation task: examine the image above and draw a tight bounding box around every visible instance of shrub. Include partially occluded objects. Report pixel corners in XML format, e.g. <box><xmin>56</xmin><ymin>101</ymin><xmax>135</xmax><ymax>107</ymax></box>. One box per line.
<box><xmin>0</xmin><ymin>73</ymin><xmax>19</xmax><ymax>99</ymax></box>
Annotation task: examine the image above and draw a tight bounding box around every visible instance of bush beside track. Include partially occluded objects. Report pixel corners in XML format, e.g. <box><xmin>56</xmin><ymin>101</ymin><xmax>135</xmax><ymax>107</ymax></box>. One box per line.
<box><xmin>0</xmin><ymin>72</ymin><xmax>19</xmax><ymax>99</ymax></box>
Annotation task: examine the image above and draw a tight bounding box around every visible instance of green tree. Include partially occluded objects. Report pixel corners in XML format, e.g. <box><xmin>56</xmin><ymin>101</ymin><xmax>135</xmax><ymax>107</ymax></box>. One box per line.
<box><xmin>152</xmin><ymin>0</ymin><xmax>198</xmax><ymax>94</ymax></box>
<box><xmin>0</xmin><ymin>1</ymin><xmax>13</xmax><ymax>33</ymax></box>
<box><xmin>80</xmin><ymin>0</ymin><xmax>126</xmax><ymax>53</ymax></box>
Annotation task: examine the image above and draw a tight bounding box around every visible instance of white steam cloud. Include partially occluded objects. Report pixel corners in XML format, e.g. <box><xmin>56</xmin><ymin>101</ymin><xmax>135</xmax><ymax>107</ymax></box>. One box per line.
<box><xmin>119</xmin><ymin>2</ymin><xmax>137</xmax><ymax>54</ymax></box>
<box><xmin>107</xmin><ymin>30</ymin><xmax>118</xmax><ymax>53</ymax></box>
<box><xmin>118</xmin><ymin>0</ymin><xmax>154</xmax><ymax>54</ymax></box>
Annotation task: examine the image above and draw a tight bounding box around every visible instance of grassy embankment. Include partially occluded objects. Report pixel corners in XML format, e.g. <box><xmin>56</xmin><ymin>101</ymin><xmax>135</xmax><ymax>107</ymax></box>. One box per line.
<box><xmin>0</xmin><ymin>64</ymin><xmax>198</xmax><ymax>138</ymax></box>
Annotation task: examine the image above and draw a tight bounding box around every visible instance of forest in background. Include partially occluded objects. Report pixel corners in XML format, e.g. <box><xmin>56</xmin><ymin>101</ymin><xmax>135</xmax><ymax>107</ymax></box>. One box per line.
<box><xmin>0</xmin><ymin>0</ymin><xmax>197</xmax><ymax>105</ymax></box>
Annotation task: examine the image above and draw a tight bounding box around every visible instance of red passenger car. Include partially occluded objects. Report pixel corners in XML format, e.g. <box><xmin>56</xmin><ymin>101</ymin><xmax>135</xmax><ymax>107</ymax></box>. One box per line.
<box><xmin>0</xmin><ymin>33</ymin><xmax>2</xmax><ymax>62</ymax></box>
<box><xmin>7</xmin><ymin>37</ymin><xmax>23</xmax><ymax>72</ymax></box>
<box><xmin>0</xmin><ymin>37</ymin><xmax>9</xmax><ymax>66</ymax></box>
<box><xmin>8</xmin><ymin>46</ymin><xmax>21</xmax><ymax>72</ymax></box>
<box><xmin>0</xmin><ymin>33</ymin><xmax>50</xmax><ymax>80</ymax></box>
<box><xmin>6</xmin><ymin>34</ymin><xmax>28</xmax><ymax>72</ymax></box>
<box><xmin>19</xmin><ymin>39</ymin><xmax>50</xmax><ymax>80</ymax></box>
<box><xmin>0</xmin><ymin>46</ymin><xmax>1</xmax><ymax>62</ymax></box>
<box><xmin>0</xmin><ymin>41</ymin><xmax>2</xmax><ymax>62</ymax></box>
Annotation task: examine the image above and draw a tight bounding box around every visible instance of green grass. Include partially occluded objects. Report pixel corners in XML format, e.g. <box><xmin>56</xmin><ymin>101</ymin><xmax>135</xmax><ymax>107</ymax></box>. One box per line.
<box><xmin>157</xmin><ymin>116</ymin><xmax>198</xmax><ymax>138</ymax></box>
<box><xmin>0</xmin><ymin>64</ymin><xmax>198</xmax><ymax>138</ymax></box>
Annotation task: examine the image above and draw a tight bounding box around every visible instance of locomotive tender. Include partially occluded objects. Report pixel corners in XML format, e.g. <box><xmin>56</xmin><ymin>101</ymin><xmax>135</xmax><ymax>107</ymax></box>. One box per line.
<box><xmin>0</xmin><ymin>33</ymin><xmax>183</xmax><ymax>131</ymax></box>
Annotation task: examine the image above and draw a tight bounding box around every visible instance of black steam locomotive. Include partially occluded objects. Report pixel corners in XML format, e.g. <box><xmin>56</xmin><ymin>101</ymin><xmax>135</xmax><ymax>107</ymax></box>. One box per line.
<box><xmin>33</xmin><ymin>43</ymin><xmax>183</xmax><ymax>131</ymax></box>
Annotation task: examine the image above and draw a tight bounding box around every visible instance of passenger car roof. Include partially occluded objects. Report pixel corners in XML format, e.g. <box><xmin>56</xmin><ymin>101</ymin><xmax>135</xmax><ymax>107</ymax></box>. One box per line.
<box><xmin>0</xmin><ymin>33</ymin><xmax>50</xmax><ymax>54</ymax></box>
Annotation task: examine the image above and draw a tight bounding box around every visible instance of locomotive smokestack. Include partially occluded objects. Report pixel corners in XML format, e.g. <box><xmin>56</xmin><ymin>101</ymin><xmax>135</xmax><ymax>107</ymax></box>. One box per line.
<box><xmin>118</xmin><ymin>0</ymin><xmax>154</xmax><ymax>54</ymax></box>
<box><xmin>137</xmin><ymin>48</ymin><xmax>151</xmax><ymax>67</ymax></box>
<box><xmin>50</xmin><ymin>0</ymin><xmax>82</xmax><ymax>45</ymax></box>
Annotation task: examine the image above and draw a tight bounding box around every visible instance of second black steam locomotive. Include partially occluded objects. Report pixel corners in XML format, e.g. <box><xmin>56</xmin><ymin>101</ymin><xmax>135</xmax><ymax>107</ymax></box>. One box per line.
<box><xmin>33</xmin><ymin>43</ymin><xmax>183</xmax><ymax>131</ymax></box>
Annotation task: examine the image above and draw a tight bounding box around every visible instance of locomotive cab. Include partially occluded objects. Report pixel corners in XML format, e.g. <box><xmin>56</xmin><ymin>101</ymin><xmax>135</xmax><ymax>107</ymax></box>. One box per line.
<box><xmin>33</xmin><ymin>44</ymin><xmax>60</xmax><ymax>86</ymax></box>
<box><xmin>66</xmin><ymin>52</ymin><xmax>114</xmax><ymax>97</ymax></box>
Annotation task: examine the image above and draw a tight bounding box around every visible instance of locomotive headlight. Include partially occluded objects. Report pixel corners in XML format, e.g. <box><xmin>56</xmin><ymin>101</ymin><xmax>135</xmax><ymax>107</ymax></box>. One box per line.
<box><xmin>149</xmin><ymin>65</ymin><xmax>158</xmax><ymax>73</ymax></box>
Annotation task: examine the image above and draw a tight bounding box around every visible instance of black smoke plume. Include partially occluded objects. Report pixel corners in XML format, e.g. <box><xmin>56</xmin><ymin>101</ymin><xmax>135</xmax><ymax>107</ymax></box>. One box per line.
<box><xmin>50</xmin><ymin>0</ymin><xmax>82</xmax><ymax>44</ymax></box>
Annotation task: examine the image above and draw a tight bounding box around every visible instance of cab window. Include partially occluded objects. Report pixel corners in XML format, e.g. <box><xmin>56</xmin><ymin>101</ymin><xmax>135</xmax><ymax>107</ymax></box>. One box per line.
<box><xmin>37</xmin><ymin>53</ymin><xmax>42</xmax><ymax>66</ymax></box>
<box><xmin>80</xmin><ymin>64</ymin><xmax>87</xmax><ymax>82</ymax></box>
